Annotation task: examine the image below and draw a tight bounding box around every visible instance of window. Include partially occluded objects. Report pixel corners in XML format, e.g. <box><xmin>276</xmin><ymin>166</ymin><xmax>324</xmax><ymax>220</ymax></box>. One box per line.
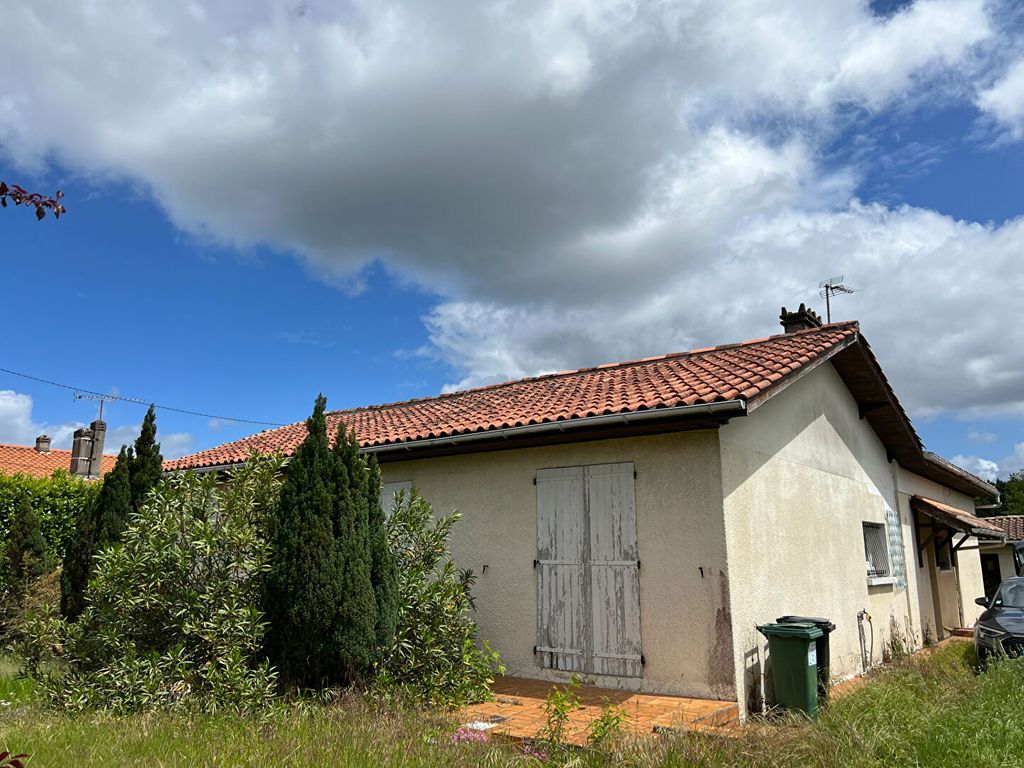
<box><xmin>935</xmin><ymin>537</ymin><xmax>954</xmax><ymax>571</ymax></box>
<box><xmin>862</xmin><ymin>523</ymin><xmax>890</xmax><ymax>578</ymax></box>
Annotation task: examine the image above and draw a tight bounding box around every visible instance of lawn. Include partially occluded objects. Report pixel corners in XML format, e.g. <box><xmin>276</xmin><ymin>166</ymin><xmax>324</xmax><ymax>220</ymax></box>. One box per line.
<box><xmin>3</xmin><ymin>641</ymin><xmax>1023</xmax><ymax>767</ymax></box>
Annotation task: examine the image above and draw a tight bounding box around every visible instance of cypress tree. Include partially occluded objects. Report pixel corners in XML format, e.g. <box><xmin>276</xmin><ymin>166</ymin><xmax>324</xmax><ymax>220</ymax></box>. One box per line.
<box><xmin>364</xmin><ymin>451</ymin><xmax>398</xmax><ymax>657</ymax></box>
<box><xmin>60</xmin><ymin>446</ymin><xmax>132</xmax><ymax>619</ymax></box>
<box><xmin>6</xmin><ymin>497</ymin><xmax>51</xmax><ymax>586</ymax></box>
<box><xmin>331</xmin><ymin>423</ymin><xmax>378</xmax><ymax>679</ymax></box>
<box><xmin>264</xmin><ymin>395</ymin><xmax>379</xmax><ymax>687</ymax></box>
<box><xmin>130</xmin><ymin>405</ymin><xmax>163</xmax><ymax>511</ymax></box>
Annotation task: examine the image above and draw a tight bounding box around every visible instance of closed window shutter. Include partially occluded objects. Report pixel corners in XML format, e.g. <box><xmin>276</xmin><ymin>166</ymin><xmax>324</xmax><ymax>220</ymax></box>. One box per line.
<box><xmin>536</xmin><ymin>467</ymin><xmax>587</xmax><ymax>673</ymax></box>
<box><xmin>586</xmin><ymin>463</ymin><xmax>642</xmax><ymax>678</ymax></box>
<box><xmin>536</xmin><ymin>463</ymin><xmax>642</xmax><ymax>678</ymax></box>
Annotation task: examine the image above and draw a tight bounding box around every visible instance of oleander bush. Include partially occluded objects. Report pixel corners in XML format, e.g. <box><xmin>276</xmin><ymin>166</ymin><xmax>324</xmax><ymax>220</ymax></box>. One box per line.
<box><xmin>17</xmin><ymin>454</ymin><xmax>284</xmax><ymax>714</ymax></box>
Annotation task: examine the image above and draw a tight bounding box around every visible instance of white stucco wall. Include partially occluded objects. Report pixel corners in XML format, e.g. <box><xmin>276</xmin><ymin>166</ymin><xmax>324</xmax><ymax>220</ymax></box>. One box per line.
<box><xmin>380</xmin><ymin>431</ymin><xmax>736</xmax><ymax>700</ymax></box>
<box><xmin>718</xmin><ymin>362</ymin><xmax>974</xmax><ymax>715</ymax></box>
<box><xmin>893</xmin><ymin>468</ymin><xmax>987</xmax><ymax>635</ymax></box>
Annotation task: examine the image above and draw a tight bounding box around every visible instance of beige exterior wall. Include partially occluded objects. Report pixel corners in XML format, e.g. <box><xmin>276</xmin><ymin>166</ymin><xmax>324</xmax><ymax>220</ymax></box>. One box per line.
<box><xmin>719</xmin><ymin>361</ymin><xmax>983</xmax><ymax>715</ymax></box>
<box><xmin>892</xmin><ymin>468</ymin><xmax>986</xmax><ymax>638</ymax></box>
<box><xmin>380</xmin><ymin>431</ymin><xmax>736</xmax><ymax>700</ymax></box>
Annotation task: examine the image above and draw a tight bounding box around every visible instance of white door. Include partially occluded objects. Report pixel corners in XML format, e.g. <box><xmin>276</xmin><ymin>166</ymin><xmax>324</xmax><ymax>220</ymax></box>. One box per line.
<box><xmin>536</xmin><ymin>463</ymin><xmax>642</xmax><ymax>678</ymax></box>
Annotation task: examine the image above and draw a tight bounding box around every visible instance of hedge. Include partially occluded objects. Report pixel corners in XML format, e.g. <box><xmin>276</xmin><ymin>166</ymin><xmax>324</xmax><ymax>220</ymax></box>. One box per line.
<box><xmin>0</xmin><ymin>470</ymin><xmax>99</xmax><ymax>564</ymax></box>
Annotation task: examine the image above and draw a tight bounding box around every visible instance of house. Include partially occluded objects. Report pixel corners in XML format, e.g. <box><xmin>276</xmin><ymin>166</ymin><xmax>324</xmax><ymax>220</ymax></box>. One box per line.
<box><xmin>166</xmin><ymin>307</ymin><xmax>1001</xmax><ymax>715</ymax></box>
<box><xmin>978</xmin><ymin>516</ymin><xmax>1024</xmax><ymax>598</ymax></box>
<box><xmin>0</xmin><ymin>421</ymin><xmax>115</xmax><ymax>479</ymax></box>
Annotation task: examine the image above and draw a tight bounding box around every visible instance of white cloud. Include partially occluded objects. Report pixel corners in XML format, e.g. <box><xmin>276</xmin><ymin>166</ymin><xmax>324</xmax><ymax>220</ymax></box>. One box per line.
<box><xmin>0</xmin><ymin>390</ymin><xmax>193</xmax><ymax>460</ymax></box>
<box><xmin>0</xmin><ymin>390</ymin><xmax>84</xmax><ymax>449</ymax></box>
<box><xmin>951</xmin><ymin>454</ymin><xmax>1000</xmax><ymax>481</ymax></box>
<box><xmin>1</xmin><ymin>0</ymin><xmax>1019</xmax><ymax>423</ymax></box>
<box><xmin>969</xmin><ymin>430</ymin><xmax>999</xmax><ymax>444</ymax></box>
<box><xmin>977</xmin><ymin>57</ymin><xmax>1024</xmax><ymax>139</ymax></box>
<box><xmin>952</xmin><ymin>443</ymin><xmax>1024</xmax><ymax>481</ymax></box>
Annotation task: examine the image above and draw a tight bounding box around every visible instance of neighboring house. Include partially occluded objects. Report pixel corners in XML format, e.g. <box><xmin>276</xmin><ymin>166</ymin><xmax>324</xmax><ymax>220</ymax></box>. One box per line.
<box><xmin>167</xmin><ymin>307</ymin><xmax>1001</xmax><ymax>715</ymax></box>
<box><xmin>979</xmin><ymin>516</ymin><xmax>1024</xmax><ymax>598</ymax></box>
<box><xmin>0</xmin><ymin>421</ymin><xmax>115</xmax><ymax>479</ymax></box>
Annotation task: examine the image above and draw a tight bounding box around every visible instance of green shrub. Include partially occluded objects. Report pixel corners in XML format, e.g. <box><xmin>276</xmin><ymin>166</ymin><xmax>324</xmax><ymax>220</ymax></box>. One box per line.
<box><xmin>4</xmin><ymin>498</ymin><xmax>50</xmax><ymax>586</ymax></box>
<box><xmin>264</xmin><ymin>396</ymin><xmax>384</xmax><ymax>689</ymax></box>
<box><xmin>372</xmin><ymin>490</ymin><xmax>503</xmax><ymax>707</ymax></box>
<box><xmin>17</xmin><ymin>454</ymin><xmax>284</xmax><ymax>714</ymax></box>
<box><xmin>0</xmin><ymin>470</ymin><xmax>98</xmax><ymax>565</ymax></box>
<box><xmin>61</xmin><ymin>407</ymin><xmax>164</xmax><ymax>620</ymax></box>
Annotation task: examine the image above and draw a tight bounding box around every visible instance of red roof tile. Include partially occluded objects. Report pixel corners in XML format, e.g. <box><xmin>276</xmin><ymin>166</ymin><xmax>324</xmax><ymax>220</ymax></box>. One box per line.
<box><xmin>910</xmin><ymin>496</ymin><xmax>1005</xmax><ymax>539</ymax></box>
<box><xmin>166</xmin><ymin>322</ymin><xmax>859</xmax><ymax>472</ymax></box>
<box><xmin>0</xmin><ymin>443</ymin><xmax>117</xmax><ymax>479</ymax></box>
<box><xmin>987</xmin><ymin>516</ymin><xmax>1024</xmax><ymax>542</ymax></box>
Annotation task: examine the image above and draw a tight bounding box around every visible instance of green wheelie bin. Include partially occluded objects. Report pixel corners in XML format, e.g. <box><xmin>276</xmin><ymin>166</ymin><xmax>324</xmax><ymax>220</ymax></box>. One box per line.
<box><xmin>757</xmin><ymin>622</ymin><xmax>823</xmax><ymax>718</ymax></box>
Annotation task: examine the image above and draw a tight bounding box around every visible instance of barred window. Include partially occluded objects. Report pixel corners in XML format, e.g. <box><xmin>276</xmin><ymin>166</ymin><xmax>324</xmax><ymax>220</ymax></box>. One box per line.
<box><xmin>863</xmin><ymin>523</ymin><xmax>890</xmax><ymax>578</ymax></box>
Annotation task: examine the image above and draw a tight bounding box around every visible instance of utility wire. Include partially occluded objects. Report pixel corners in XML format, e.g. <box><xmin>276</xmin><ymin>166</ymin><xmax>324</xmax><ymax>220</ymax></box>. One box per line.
<box><xmin>0</xmin><ymin>366</ymin><xmax>286</xmax><ymax>427</ymax></box>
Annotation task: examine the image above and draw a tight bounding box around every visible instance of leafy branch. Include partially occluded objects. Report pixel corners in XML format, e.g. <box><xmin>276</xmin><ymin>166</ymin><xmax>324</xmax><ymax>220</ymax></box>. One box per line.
<box><xmin>0</xmin><ymin>181</ymin><xmax>66</xmax><ymax>220</ymax></box>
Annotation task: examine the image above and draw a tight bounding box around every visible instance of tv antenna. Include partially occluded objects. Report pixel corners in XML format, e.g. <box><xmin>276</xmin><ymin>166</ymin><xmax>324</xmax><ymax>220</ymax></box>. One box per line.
<box><xmin>73</xmin><ymin>391</ymin><xmax>143</xmax><ymax>421</ymax></box>
<box><xmin>818</xmin><ymin>275</ymin><xmax>857</xmax><ymax>323</ymax></box>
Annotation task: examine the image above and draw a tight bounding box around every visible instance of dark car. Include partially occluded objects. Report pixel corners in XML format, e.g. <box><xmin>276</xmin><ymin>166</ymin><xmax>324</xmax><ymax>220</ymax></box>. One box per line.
<box><xmin>974</xmin><ymin>576</ymin><xmax>1024</xmax><ymax>665</ymax></box>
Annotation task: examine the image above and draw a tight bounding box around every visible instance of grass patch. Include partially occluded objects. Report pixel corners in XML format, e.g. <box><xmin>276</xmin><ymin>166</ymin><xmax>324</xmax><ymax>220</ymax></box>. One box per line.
<box><xmin>2</xmin><ymin>641</ymin><xmax>1023</xmax><ymax>767</ymax></box>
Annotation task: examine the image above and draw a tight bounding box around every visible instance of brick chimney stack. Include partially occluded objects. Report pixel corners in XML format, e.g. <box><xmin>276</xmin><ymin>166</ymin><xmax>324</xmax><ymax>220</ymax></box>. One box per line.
<box><xmin>779</xmin><ymin>304</ymin><xmax>823</xmax><ymax>334</ymax></box>
<box><xmin>35</xmin><ymin>435</ymin><xmax>51</xmax><ymax>453</ymax></box>
<box><xmin>70</xmin><ymin>420</ymin><xmax>106</xmax><ymax>478</ymax></box>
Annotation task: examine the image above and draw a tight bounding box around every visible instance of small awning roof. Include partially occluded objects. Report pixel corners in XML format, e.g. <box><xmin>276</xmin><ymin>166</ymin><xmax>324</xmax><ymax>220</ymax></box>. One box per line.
<box><xmin>910</xmin><ymin>496</ymin><xmax>1006</xmax><ymax>541</ymax></box>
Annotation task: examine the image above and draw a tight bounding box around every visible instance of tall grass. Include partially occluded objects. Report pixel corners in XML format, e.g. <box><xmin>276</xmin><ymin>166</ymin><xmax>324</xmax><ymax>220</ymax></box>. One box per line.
<box><xmin>3</xmin><ymin>642</ymin><xmax>1022</xmax><ymax>767</ymax></box>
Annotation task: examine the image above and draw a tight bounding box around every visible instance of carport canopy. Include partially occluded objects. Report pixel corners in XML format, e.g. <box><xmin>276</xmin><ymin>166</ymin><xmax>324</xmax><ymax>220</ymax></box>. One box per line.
<box><xmin>910</xmin><ymin>495</ymin><xmax>1005</xmax><ymax>567</ymax></box>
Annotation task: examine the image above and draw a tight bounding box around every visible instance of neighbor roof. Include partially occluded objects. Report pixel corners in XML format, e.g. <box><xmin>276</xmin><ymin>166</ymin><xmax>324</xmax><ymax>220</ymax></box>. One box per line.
<box><xmin>164</xmin><ymin>320</ymin><xmax>995</xmax><ymax>499</ymax></box>
<box><xmin>910</xmin><ymin>496</ymin><xmax>1006</xmax><ymax>541</ymax></box>
<box><xmin>166</xmin><ymin>322</ymin><xmax>858</xmax><ymax>471</ymax></box>
<box><xmin>986</xmin><ymin>516</ymin><xmax>1024</xmax><ymax>542</ymax></box>
<box><xmin>0</xmin><ymin>443</ymin><xmax>117</xmax><ymax>479</ymax></box>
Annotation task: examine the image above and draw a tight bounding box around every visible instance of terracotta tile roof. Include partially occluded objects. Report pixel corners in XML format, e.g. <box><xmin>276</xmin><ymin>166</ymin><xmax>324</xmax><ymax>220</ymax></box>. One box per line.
<box><xmin>0</xmin><ymin>443</ymin><xmax>117</xmax><ymax>479</ymax></box>
<box><xmin>910</xmin><ymin>496</ymin><xmax>1006</xmax><ymax>540</ymax></box>
<box><xmin>166</xmin><ymin>322</ymin><xmax>859</xmax><ymax>472</ymax></box>
<box><xmin>986</xmin><ymin>516</ymin><xmax>1024</xmax><ymax>542</ymax></box>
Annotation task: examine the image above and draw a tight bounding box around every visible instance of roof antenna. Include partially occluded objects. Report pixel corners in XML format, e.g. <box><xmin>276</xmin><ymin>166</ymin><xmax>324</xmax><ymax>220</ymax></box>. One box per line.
<box><xmin>73</xmin><ymin>391</ymin><xmax>111</xmax><ymax>421</ymax></box>
<box><xmin>818</xmin><ymin>275</ymin><xmax>857</xmax><ymax>323</ymax></box>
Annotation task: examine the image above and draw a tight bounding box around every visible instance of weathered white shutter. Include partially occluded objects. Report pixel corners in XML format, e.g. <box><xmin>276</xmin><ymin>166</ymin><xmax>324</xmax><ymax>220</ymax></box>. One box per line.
<box><xmin>536</xmin><ymin>467</ymin><xmax>588</xmax><ymax>673</ymax></box>
<box><xmin>536</xmin><ymin>463</ymin><xmax>642</xmax><ymax>678</ymax></box>
<box><xmin>586</xmin><ymin>463</ymin><xmax>642</xmax><ymax>678</ymax></box>
<box><xmin>380</xmin><ymin>480</ymin><xmax>413</xmax><ymax>517</ymax></box>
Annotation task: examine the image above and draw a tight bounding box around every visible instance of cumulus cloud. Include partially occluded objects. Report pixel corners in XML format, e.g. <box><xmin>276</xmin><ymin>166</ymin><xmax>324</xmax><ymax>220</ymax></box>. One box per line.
<box><xmin>1</xmin><ymin>0</ymin><xmax>1019</xmax><ymax>420</ymax></box>
<box><xmin>953</xmin><ymin>442</ymin><xmax>1024</xmax><ymax>481</ymax></box>
<box><xmin>0</xmin><ymin>390</ymin><xmax>193</xmax><ymax>460</ymax></box>
<box><xmin>0</xmin><ymin>390</ymin><xmax>82</xmax><ymax>449</ymax></box>
<box><xmin>951</xmin><ymin>454</ymin><xmax>1000</xmax><ymax>481</ymax></box>
<box><xmin>977</xmin><ymin>57</ymin><xmax>1024</xmax><ymax>139</ymax></box>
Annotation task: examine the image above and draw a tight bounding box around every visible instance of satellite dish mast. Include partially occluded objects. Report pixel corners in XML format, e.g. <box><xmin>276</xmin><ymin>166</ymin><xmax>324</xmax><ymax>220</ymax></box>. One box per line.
<box><xmin>819</xmin><ymin>275</ymin><xmax>857</xmax><ymax>323</ymax></box>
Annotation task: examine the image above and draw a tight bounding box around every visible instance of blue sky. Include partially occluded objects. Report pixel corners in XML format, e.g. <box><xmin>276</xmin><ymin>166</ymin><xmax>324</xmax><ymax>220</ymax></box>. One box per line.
<box><xmin>1</xmin><ymin>1</ymin><xmax>1023</xmax><ymax>481</ymax></box>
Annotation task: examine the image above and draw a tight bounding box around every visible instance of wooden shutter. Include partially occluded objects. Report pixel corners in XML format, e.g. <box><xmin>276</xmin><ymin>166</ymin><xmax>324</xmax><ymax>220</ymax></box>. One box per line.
<box><xmin>586</xmin><ymin>463</ymin><xmax>642</xmax><ymax>678</ymax></box>
<box><xmin>536</xmin><ymin>467</ymin><xmax>588</xmax><ymax>673</ymax></box>
<box><xmin>536</xmin><ymin>463</ymin><xmax>642</xmax><ymax>678</ymax></box>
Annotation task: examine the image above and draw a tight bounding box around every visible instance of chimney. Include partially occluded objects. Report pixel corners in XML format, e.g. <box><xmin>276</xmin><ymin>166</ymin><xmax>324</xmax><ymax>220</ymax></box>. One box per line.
<box><xmin>70</xmin><ymin>419</ymin><xmax>106</xmax><ymax>478</ymax></box>
<box><xmin>35</xmin><ymin>434</ymin><xmax>51</xmax><ymax>453</ymax></box>
<box><xmin>779</xmin><ymin>303</ymin><xmax>823</xmax><ymax>333</ymax></box>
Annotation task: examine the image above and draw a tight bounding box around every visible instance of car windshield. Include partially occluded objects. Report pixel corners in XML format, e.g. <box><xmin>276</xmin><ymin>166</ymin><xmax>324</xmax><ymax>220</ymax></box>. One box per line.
<box><xmin>995</xmin><ymin>581</ymin><xmax>1024</xmax><ymax>609</ymax></box>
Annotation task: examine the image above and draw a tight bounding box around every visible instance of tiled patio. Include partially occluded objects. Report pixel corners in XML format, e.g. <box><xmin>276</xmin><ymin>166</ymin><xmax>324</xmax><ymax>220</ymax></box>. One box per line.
<box><xmin>461</xmin><ymin>677</ymin><xmax>739</xmax><ymax>745</ymax></box>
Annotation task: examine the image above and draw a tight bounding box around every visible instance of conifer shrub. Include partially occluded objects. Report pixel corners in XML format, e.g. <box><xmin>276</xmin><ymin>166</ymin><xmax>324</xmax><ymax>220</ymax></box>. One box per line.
<box><xmin>2</xmin><ymin>499</ymin><xmax>51</xmax><ymax>595</ymax></box>
<box><xmin>264</xmin><ymin>396</ymin><xmax>386</xmax><ymax>688</ymax></box>
<box><xmin>372</xmin><ymin>490</ymin><xmax>503</xmax><ymax>707</ymax></box>
<box><xmin>60</xmin><ymin>407</ymin><xmax>163</xmax><ymax>619</ymax></box>
<box><xmin>18</xmin><ymin>454</ymin><xmax>284</xmax><ymax>714</ymax></box>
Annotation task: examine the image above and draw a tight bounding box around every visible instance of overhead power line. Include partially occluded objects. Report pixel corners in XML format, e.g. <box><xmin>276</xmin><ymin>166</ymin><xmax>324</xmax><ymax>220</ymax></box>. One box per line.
<box><xmin>0</xmin><ymin>366</ymin><xmax>286</xmax><ymax>427</ymax></box>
